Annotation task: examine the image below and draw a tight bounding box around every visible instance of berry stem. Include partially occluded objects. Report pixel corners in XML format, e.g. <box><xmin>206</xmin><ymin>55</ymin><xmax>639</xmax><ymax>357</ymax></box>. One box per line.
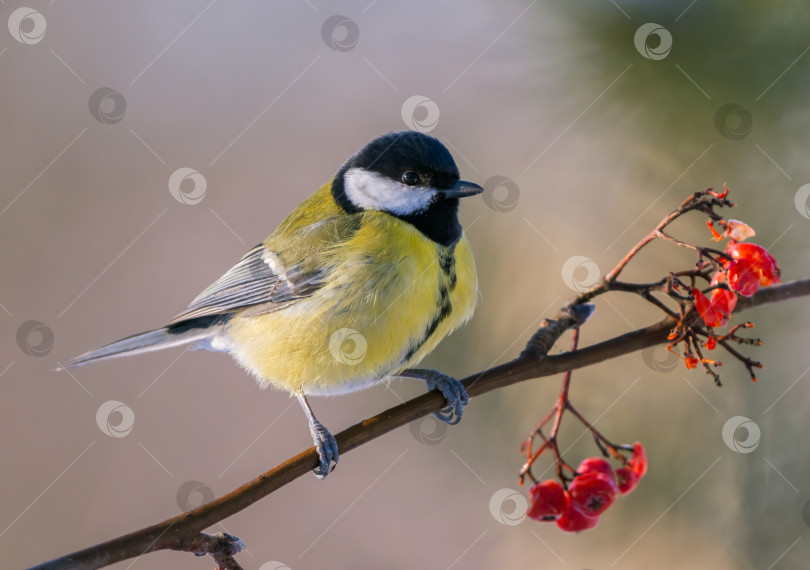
<box><xmin>564</xmin><ymin>402</ymin><xmax>626</xmax><ymax>462</ymax></box>
<box><xmin>604</xmin><ymin>189</ymin><xmax>733</xmax><ymax>283</ymax></box>
<box><xmin>519</xmin><ymin>327</ymin><xmax>581</xmax><ymax>485</ymax></box>
<box><xmin>654</xmin><ymin>230</ymin><xmax>730</xmax><ymax>270</ymax></box>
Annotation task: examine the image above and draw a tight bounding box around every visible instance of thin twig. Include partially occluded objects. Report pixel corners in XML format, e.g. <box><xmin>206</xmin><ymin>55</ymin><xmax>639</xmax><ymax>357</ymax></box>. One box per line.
<box><xmin>604</xmin><ymin>190</ymin><xmax>733</xmax><ymax>283</ymax></box>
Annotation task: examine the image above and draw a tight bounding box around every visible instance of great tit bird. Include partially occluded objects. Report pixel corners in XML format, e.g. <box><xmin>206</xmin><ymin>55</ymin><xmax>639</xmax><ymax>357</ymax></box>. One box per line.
<box><xmin>64</xmin><ymin>131</ymin><xmax>483</xmax><ymax>478</ymax></box>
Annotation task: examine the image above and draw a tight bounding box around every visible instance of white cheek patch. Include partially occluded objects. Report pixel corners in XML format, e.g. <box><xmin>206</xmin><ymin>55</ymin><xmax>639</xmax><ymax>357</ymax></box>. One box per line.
<box><xmin>343</xmin><ymin>168</ymin><xmax>437</xmax><ymax>215</ymax></box>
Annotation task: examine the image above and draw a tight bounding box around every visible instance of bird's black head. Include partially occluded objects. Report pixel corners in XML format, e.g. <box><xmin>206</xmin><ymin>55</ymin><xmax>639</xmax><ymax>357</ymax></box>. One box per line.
<box><xmin>331</xmin><ymin>131</ymin><xmax>483</xmax><ymax>246</ymax></box>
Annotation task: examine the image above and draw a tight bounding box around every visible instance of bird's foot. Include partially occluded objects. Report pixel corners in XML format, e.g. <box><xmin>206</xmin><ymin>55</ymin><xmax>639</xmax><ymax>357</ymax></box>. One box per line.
<box><xmin>405</xmin><ymin>369</ymin><xmax>469</xmax><ymax>425</ymax></box>
<box><xmin>309</xmin><ymin>418</ymin><xmax>339</xmax><ymax>479</ymax></box>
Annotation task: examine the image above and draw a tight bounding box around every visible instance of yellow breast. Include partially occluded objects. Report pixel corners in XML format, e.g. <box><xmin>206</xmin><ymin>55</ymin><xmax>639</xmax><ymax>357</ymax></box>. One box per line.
<box><xmin>227</xmin><ymin>212</ymin><xmax>477</xmax><ymax>395</ymax></box>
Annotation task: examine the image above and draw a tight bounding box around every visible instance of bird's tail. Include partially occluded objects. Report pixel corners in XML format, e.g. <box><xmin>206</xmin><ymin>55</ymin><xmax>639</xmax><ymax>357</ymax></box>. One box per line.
<box><xmin>61</xmin><ymin>316</ymin><xmax>224</xmax><ymax>369</ymax></box>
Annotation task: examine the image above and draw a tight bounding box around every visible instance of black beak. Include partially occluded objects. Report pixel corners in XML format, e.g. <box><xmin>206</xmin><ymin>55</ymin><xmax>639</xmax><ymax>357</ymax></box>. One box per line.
<box><xmin>439</xmin><ymin>179</ymin><xmax>484</xmax><ymax>199</ymax></box>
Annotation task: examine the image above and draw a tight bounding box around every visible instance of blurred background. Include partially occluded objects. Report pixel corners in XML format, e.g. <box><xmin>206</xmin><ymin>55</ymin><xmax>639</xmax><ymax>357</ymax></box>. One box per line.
<box><xmin>2</xmin><ymin>1</ymin><xmax>809</xmax><ymax>568</ymax></box>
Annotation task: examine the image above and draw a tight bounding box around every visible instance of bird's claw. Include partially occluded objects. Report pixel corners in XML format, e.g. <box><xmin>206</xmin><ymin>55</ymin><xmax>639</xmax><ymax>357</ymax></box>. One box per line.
<box><xmin>309</xmin><ymin>420</ymin><xmax>339</xmax><ymax>479</ymax></box>
<box><xmin>421</xmin><ymin>370</ymin><xmax>469</xmax><ymax>425</ymax></box>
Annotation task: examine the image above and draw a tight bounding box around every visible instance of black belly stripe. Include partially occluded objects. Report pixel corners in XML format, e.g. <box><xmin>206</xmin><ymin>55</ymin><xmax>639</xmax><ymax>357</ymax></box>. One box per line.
<box><xmin>438</xmin><ymin>247</ymin><xmax>457</xmax><ymax>291</ymax></box>
<box><xmin>402</xmin><ymin>284</ymin><xmax>452</xmax><ymax>363</ymax></box>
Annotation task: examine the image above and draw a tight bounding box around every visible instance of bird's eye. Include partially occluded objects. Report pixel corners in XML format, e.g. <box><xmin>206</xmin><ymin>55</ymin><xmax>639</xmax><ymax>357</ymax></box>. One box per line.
<box><xmin>401</xmin><ymin>171</ymin><xmax>420</xmax><ymax>186</ymax></box>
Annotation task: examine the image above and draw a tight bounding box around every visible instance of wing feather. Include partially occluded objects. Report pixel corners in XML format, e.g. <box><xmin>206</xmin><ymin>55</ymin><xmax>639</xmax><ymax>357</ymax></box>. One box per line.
<box><xmin>167</xmin><ymin>211</ymin><xmax>360</xmax><ymax>325</ymax></box>
<box><xmin>168</xmin><ymin>244</ymin><xmax>320</xmax><ymax>324</ymax></box>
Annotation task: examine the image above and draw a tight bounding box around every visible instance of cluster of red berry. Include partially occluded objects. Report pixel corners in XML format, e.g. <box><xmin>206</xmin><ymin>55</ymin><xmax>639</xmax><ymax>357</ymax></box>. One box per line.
<box><xmin>693</xmin><ymin>219</ymin><xmax>781</xmax><ymax>330</ymax></box>
<box><xmin>526</xmin><ymin>442</ymin><xmax>647</xmax><ymax>532</ymax></box>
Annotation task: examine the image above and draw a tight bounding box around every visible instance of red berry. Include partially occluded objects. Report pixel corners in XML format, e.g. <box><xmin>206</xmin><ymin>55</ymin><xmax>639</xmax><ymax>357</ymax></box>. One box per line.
<box><xmin>628</xmin><ymin>442</ymin><xmax>648</xmax><ymax>477</ymax></box>
<box><xmin>569</xmin><ymin>472</ymin><xmax>617</xmax><ymax>516</ymax></box>
<box><xmin>692</xmin><ymin>287</ymin><xmax>711</xmax><ymax>314</ymax></box>
<box><xmin>616</xmin><ymin>467</ymin><xmax>640</xmax><ymax>495</ymax></box>
<box><xmin>727</xmin><ymin>259</ymin><xmax>760</xmax><ymax>297</ymax></box>
<box><xmin>527</xmin><ymin>480</ymin><xmax>569</xmax><ymax>521</ymax></box>
<box><xmin>692</xmin><ymin>284</ymin><xmax>738</xmax><ymax>329</ymax></box>
<box><xmin>577</xmin><ymin>457</ymin><xmax>617</xmax><ymax>486</ymax></box>
<box><xmin>691</xmin><ymin>288</ymin><xmax>726</xmax><ymax>328</ymax></box>
<box><xmin>725</xmin><ymin>241</ymin><xmax>781</xmax><ymax>286</ymax></box>
<box><xmin>710</xmin><ymin>287</ymin><xmax>737</xmax><ymax>316</ymax></box>
<box><xmin>556</xmin><ymin>503</ymin><xmax>599</xmax><ymax>532</ymax></box>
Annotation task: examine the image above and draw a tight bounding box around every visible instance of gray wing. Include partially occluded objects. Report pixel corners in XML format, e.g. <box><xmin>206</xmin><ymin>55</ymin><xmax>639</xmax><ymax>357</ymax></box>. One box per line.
<box><xmin>167</xmin><ymin>244</ymin><xmax>322</xmax><ymax>324</ymax></box>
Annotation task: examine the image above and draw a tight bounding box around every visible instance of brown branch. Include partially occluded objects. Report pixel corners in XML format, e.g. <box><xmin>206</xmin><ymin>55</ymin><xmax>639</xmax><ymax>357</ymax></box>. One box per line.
<box><xmin>31</xmin><ymin>278</ymin><xmax>810</xmax><ymax>570</ymax></box>
<box><xmin>175</xmin><ymin>533</ymin><xmax>245</xmax><ymax>570</ymax></box>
